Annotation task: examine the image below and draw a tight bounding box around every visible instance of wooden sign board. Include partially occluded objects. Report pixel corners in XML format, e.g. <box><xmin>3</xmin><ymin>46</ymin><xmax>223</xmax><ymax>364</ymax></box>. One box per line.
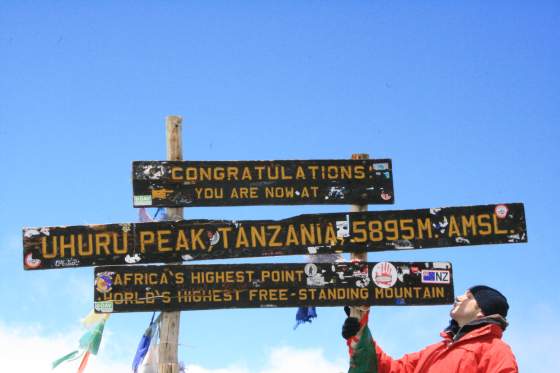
<box><xmin>132</xmin><ymin>159</ymin><xmax>394</xmax><ymax>207</ymax></box>
<box><xmin>23</xmin><ymin>203</ymin><xmax>526</xmax><ymax>270</ymax></box>
<box><xmin>93</xmin><ymin>261</ymin><xmax>454</xmax><ymax>313</ymax></box>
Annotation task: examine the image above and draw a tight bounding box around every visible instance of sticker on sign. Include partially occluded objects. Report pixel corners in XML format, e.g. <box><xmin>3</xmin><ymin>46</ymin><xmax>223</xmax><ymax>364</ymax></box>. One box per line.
<box><xmin>134</xmin><ymin>195</ymin><xmax>152</xmax><ymax>206</ymax></box>
<box><xmin>421</xmin><ymin>270</ymin><xmax>451</xmax><ymax>284</ymax></box>
<box><xmin>94</xmin><ymin>301</ymin><xmax>114</xmax><ymax>313</ymax></box>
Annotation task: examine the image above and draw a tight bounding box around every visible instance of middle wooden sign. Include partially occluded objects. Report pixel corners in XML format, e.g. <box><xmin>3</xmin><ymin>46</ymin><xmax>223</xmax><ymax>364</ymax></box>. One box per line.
<box><xmin>23</xmin><ymin>203</ymin><xmax>527</xmax><ymax>270</ymax></box>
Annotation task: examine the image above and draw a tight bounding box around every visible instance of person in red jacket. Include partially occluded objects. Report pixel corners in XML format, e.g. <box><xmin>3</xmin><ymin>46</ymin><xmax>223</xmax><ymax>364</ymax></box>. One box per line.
<box><xmin>342</xmin><ymin>285</ymin><xmax>518</xmax><ymax>372</ymax></box>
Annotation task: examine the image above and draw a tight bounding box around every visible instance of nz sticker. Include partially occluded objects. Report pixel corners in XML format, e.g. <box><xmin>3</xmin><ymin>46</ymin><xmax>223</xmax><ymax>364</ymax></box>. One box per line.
<box><xmin>421</xmin><ymin>270</ymin><xmax>451</xmax><ymax>284</ymax></box>
<box><xmin>495</xmin><ymin>204</ymin><xmax>509</xmax><ymax>219</ymax></box>
<box><xmin>372</xmin><ymin>262</ymin><xmax>397</xmax><ymax>288</ymax></box>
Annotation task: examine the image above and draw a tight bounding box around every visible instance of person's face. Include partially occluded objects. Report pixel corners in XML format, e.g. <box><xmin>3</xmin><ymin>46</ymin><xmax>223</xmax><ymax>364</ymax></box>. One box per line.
<box><xmin>450</xmin><ymin>290</ymin><xmax>484</xmax><ymax>327</ymax></box>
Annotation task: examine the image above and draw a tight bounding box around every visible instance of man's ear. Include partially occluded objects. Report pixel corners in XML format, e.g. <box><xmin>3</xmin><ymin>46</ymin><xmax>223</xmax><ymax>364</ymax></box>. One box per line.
<box><xmin>476</xmin><ymin>310</ymin><xmax>485</xmax><ymax>319</ymax></box>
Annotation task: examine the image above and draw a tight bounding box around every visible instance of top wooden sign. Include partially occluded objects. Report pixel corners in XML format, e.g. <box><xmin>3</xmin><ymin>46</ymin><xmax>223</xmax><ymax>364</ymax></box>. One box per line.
<box><xmin>132</xmin><ymin>159</ymin><xmax>394</xmax><ymax>207</ymax></box>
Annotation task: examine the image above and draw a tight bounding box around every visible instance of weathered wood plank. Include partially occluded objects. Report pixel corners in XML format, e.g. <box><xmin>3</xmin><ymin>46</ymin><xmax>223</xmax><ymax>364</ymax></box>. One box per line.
<box><xmin>23</xmin><ymin>203</ymin><xmax>527</xmax><ymax>270</ymax></box>
<box><xmin>93</xmin><ymin>261</ymin><xmax>455</xmax><ymax>313</ymax></box>
<box><xmin>132</xmin><ymin>159</ymin><xmax>394</xmax><ymax>207</ymax></box>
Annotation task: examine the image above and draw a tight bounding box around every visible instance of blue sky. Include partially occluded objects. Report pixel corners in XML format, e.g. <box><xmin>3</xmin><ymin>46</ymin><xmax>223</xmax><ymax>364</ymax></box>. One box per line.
<box><xmin>1</xmin><ymin>1</ymin><xmax>559</xmax><ymax>372</ymax></box>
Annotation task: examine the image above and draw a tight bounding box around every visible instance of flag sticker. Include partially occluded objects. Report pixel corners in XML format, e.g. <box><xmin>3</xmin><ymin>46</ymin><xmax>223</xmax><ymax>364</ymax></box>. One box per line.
<box><xmin>421</xmin><ymin>270</ymin><xmax>451</xmax><ymax>284</ymax></box>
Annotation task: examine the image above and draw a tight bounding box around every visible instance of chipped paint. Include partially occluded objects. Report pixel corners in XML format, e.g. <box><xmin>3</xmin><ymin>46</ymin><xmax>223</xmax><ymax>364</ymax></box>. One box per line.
<box><xmin>133</xmin><ymin>159</ymin><xmax>395</xmax><ymax>208</ymax></box>
<box><xmin>94</xmin><ymin>261</ymin><xmax>454</xmax><ymax>313</ymax></box>
<box><xmin>455</xmin><ymin>237</ymin><xmax>470</xmax><ymax>244</ymax></box>
<box><xmin>125</xmin><ymin>254</ymin><xmax>142</xmax><ymax>264</ymax></box>
<box><xmin>23</xmin><ymin>203</ymin><xmax>527</xmax><ymax>270</ymax></box>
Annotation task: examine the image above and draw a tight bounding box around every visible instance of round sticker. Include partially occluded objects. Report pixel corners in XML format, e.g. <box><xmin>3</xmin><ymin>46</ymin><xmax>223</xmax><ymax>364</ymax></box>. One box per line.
<box><xmin>304</xmin><ymin>263</ymin><xmax>318</xmax><ymax>277</ymax></box>
<box><xmin>95</xmin><ymin>272</ymin><xmax>114</xmax><ymax>294</ymax></box>
<box><xmin>371</xmin><ymin>262</ymin><xmax>398</xmax><ymax>288</ymax></box>
<box><xmin>208</xmin><ymin>231</ymin><xmax>220</xmax><ymax>245</ymax></box>
<box><xmin>495</xmin><ymin>204</ymin><xmax>509</xmax><ymax>219</ymax></box>
<box><xmin>380</xmin><ymin>191</ymin><xmax>392</xmax><ymax>201</ymax></box>
<box><xmin>24</xmin><ymin>253</ymin><xmax>41</xmax><ymax>269</ymax></box>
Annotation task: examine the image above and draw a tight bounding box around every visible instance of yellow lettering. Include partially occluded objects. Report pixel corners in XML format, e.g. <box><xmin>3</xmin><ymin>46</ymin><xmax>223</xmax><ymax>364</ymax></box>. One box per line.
<box><xmin>351</xmin><ymin>221</ymin><xmax>367</xmax><ymax>243</ymax></box>
<box><xmin>42</xmin><ymin>236</ymin><xmax>56</xmax><ymax>259</ymax></box>
<box><xmin>368</xmin><ymin>220</ymin><xmax>383</xmax><ymax>241</ymax></box>
<box><xmin>190</xmin><ymin>229</ymin><xmax>205</xmax><ymax>250</ymax></box>
<box><xmin>461</xmin><ymin>215</ymin><xmax>477</xmax><ymax>236</ymax></box>
<box><xmin>399</xmin><ymin>219</ymin><xmax>415</xmax><ymax>240</ymax></box>
<box><xmin>324</xmin><ymin>223</ymin><xmax>337</xmax><ymax>245</ymax></box>
<box><xmin>241</xmin><ymin>167</ymin><xmax>252</xmax><ymax>181</ymax></box>
<box><xmin>217</xmin><ymin>227</ymin><xmax>232</xmax><ymax>248</ymax></box>
<box><xmin>300</xmin><ymin>224</ymin><xmax>315</xmax><ymax>245</ymax></box>
<box><xmin>59</xmin><ymin>234</ymin><xmax>76</xmax><ymax>257</ymax></box>
<box><xmin>95</xmin><ymin>233</ymin><xmax>111</xmax><ymax>255</ymax></box>
<box><xmin>268</xmin><ymin>225</ymin><xmax>282</xmax><ymax>247</ymax></box>
<box><xmin>384</xmin><ymin>220</ymin><xmax>398</xmax><ymax>240</ymax></box>
<box><xmin>250</xmin><ymin>226</ymin><xmax>266</xmax><ymax>247</ymax></box>
<box><xmin>235</xmin><ymin>227</ymin><xmax>249</xmax><ymax>248</ymax></box>
<box><xmin>448</xmin><ymin>216</ymin><xmax>461</xmax><ymax>237</ymax></box>
<box><xmin>171</xmin><ymin>167</ymin><xmax>183</xmax><ymax>181</ymax></box>
<box><xmin>139</xmin><ymin>231</ymin><xmax>154</xmax><ymax>253</ymax></box>
<box><xmin>286</xmin><ymin>225</ymin><xmax>299</xmax><ymax>246</ymax></box>
<box><xmin>157</xmin><ymin>230</ymin><xmax>172</xmax><ymax>252</ymax></box>
<box><xmin>227</xmin><ymin>167</ymin><xmax>239</xmax><ymax>180</ymax></box>
<box><xmin>353</xmin><ymin>165</ymin><xmax>365</xmax><ymax>179</ymax></box>
<box><xmin>176</xmin><ymin>230</ymin><xmax>189</xmax><ymax>251</ymax></box>
<box><xmin>493</xmin><ymin>214</ymin><xmax>508</xmax><ymax>234</ymax></box>
<box><xmin>477</xmin><ymin>214</ymin><xmax>492</xmax><ymax>235</ymax></box>
<box><xmin>417</xmin><ymin>218</ymin><xmax>432</xmax><ymax>239</ymax></box>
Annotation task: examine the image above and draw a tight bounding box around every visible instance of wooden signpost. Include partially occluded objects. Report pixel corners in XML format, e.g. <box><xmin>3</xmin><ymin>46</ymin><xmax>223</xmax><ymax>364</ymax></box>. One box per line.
<box><xmin>22</xmin><ymin>115</ymin><xmax>529</xmax><ymax>373</ymax></box>
<box><xmin>93</xmin><ymin>261</ymin><xmax>454</xmax><ymax>313</ymax></box>
<box><xmin>23</xmin><ymin>203</ymin><xmax>527</xmax><ymax>270</ymax></box>
<box><xmin>132</xmin><ymin>159</ymin><xmax>394</xmax><ymax>207</ymax></box>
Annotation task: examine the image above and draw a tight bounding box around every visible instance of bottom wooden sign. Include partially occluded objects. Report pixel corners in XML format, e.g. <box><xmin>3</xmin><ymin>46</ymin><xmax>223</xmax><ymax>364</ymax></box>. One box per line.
<box><xmin>94</xmin><ymin>261</ymin><xmax>454</xmax><ymax>313</ymax></box>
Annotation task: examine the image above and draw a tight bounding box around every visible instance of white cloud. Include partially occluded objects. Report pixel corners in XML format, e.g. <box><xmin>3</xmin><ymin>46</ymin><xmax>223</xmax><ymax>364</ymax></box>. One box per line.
<box><xmin>0</xmin><ymin>322</ymin><xmax>129</xmax><ymax>373</ymax></box>
<box><xmin>0</xmin><ymin>321</ymin><xmax>347</xmax><ymax>373</ymax></box>
<box><xmin>184</xmin><ymin>364</ymin><xmax>249</xmax><ymax>373</ymax></box>
<box><xmin>184</xmin><ymin>346</ymin><xmax>346</xmax><ymax>373</ymax></box>
<box><xmin>13</xmin><ymin>306</ymin><xmax>558</xmax><ymax>373</ymax></box>
<box><xmin>259</xmin><ymin>346</ymin><xmax>346</xmax><ymax>373</ymax></box>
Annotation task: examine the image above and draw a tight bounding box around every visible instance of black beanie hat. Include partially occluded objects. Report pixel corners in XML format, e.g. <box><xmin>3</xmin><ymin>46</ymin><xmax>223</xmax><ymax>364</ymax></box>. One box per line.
<box><xmin>469</xmin><ymin>285</ymin><xmax>509</xmax><ymax>318</ymax></box>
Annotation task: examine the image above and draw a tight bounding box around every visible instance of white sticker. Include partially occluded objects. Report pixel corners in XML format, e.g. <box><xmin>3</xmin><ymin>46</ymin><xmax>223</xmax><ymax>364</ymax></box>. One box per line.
<box><xmin>336</xmin><ymin>215</ymin><xmax>350</xmax><ymax>238</ymax></box>
<box><xmin>209</xmin><ymin>232</ymin><xmax>220</xmax><ymax>245</ymax></box>
<box><xmin>94</xmin><ymin>301</ymin><xmax>114</xmax><ymax>313</ymax></box>
<box><xmin>125</xmin><ymin>254</ymin><xmax>141</xmax><ymax>264</ymax></box>
<box><xmin>134</xmin><ymin>195</ymin><xmax>152</xmax><ymax>206</ymax></box>
<box><xmin>373</xmin><ymin>163</ymin><xmax>389</xmax><ymax>171</ymax></box>
<box><xmin>371</xmin><ymin>262</ymin><xmax>398</xmax><ymax>288</ymax></box>
<box><xmin>495</xmin><ymin>204</ymin><xmax>509</xmax><ymax>219</ymax></box>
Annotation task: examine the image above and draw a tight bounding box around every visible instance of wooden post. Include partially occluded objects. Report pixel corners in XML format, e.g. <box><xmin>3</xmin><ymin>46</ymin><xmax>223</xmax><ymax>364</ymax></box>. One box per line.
<box><xmin>349</xmin><ymin>153</ymin><xmax>370</xmax><ymax>321</ymax></box>
<box><xmin>158</xmin><ymin>116</ymin><xmax>183</xmax><ymax>373</ymax></box>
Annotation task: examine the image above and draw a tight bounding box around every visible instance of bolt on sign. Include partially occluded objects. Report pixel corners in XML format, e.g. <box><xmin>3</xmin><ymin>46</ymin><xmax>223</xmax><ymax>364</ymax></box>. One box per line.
<box><xmin>131</xmin><ymin>159</ymin><xmax>394</xmax><ymax>207</ymax></box>
<box><xmin>23</xmin><ymin>203</ymin><xmax>527</xmax><ymax>270</ymax></box>
<box><xmin>93</xmin><ymin>261</ymin><xmax>454</xmax><ymax>313</ymax></box>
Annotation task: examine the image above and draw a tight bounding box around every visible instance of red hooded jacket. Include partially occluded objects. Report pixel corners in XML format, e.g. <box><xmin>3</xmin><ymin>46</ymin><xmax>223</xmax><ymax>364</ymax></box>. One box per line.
<box><xmin>374</xmin><ymin>317</ymin><xmax>518</xmax><ymax>373</ymax></box>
